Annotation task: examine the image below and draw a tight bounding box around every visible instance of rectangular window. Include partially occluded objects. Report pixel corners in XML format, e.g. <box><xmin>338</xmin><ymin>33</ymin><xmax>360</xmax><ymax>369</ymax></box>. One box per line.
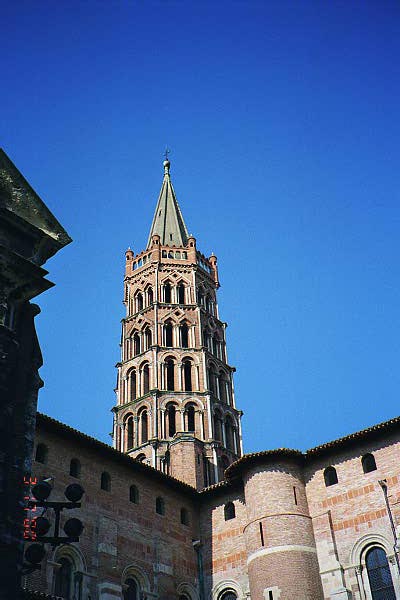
<box><xmin>293</xmin><ymin>486</ymin><xmax>298</xmax><ymax>505</ymax></box>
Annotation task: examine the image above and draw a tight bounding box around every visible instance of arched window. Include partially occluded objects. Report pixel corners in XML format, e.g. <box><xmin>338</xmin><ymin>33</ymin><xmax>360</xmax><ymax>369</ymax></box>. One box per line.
<box><xmin>144</xmin><ymin>328</ymin><xmax>152</xmax><ymax>350</ymax></box>
<box><xmin>133</xmin><ymin>332</ymin><xmax>141</xmax><ymax>356</ymax></box>
<box><xmin>139</xmin><ymin>409</ymin><xmax>148</xmax><ymax>444</ymax></box>
<box><xmin>180</xmin><ymin>323</ymin><xmax>189</xmax><ymax>348</ymax></box>
<box><xmin>324</xmin><ymin>466</ymin><xmax>338</xmax><ymax>487</ymax></box>
<box><xmin>167</xmin><ymin>403</ymin><xmax>177</xmax><ymax>437</ymax></box>
<box><xmin>136</xmin><ymin>453</ymin><xmax>146</xmax><ymax>462</ymax></box>
<box><xmin>209</xmin><ymin>364</ymin><xmax>218</xmax><ymax>396</ymax></box>
<box><xmin>366</xmin><ymin>546</ymin><xmax>396</xmax><ymax>599</ymax></box>
<box><xmin>129</xmin><ymin>484</ymin><xmax>139</xmax><ymax>504</ymax></box>
<box><xmin>164</xmin><ymin>282</ymin><xmax>172</xmax><ymax>303</ymax></box>
<box><xmin>186</xmin><ymin>404</ymin><xmax>195</xmax><ymax>432</ymax></box>
<box><xmin>130</xmin><ymin>369</ymin><xmax>137</xmax><ymax>400</ymax></box>
<box><xmin>164</xmin><ymin>322</ymin><xmax>173</xmax><ymax>347</ymax></box>
<box><xmin>214</xmin><ymin>411</ymin><xmax>223</xmax><ymax>442</ymax></box>
<box><xmin>101</xmin><ymin>472</ymin><xmax>111</xmax><ymax>492</ymax></box>
<box><xmin>362</xmin><ymin>453</ymin><xmax>377</xmax><ymax>474</ymax></box>
<box><xmin>69</xmin><ymin>458</ymin><xmax>81</xmax><ymax>478</ymax></box>
<box><xmin>126</xmin><ymin>416</ymin><xmax>134</xmax><ymax>449</ymax></box>
<box><xmin>224</xmin><ymin>501</ymin><xmax>235</xmax><ymax>521</ymax></box>
<box><xmin>54</xmin><ymin>556</ymin><xmax>73</xmax><ymax>598</ymax></box>
<box><xmin>147</xmin><ymin>287</ymin><xmax>153</xmax><ymax>306</ymax></box>
<box><xmin>35</xmin><ymin>443</ymin><xmax>48</xmax><ymax>464</ymax></box>
<box><xmin>219</xmin><ymin>371</ymin><xmax>227</xmax><ymax>403</ymax></box>
<box><xmin>180</xmin><ymin>507</ymin><xmax>189</xmax><ymax>526</ymax></box>
<box><xmin>183</xmin><ymin>359</ymin><xmax>193</xmax><ymax>391</ymax></box>
<box><xmin>177</xmin><ymin>283</ymin><xmax>185</xmax><ymax>304</ymax></box>
<box><xmin>142</xmin><ymin>364</ymin><xmax>150</xmax><ymax>394</ymax></box>
<box><xmin>136</xmin><ymin>293</ymin><xmax>143</xmax><ymax>312</ymax></box>
<box><xmin>197</xmin><ymin>288</ymin><xmax>204</xmax><ymax>306</ymax></box>
<box><xmin>124</xmin><ymin>577</ymin><xmax>140</xmax><ymax>600</ymax></box>
<box><xmin>206</xmin><ymin>295</ymin><xmax>212</xmax><ymax>313</ymax></box>
<box><xmin>166</xmin><ymin>358</ymin><xmax>175</xmax><ymax>391</ymax></box>
<box><xmin>156</xmin><ymin>496</ymin><xmax>165</xmax><ymax>515</ymax></box>
<box><xmin>225</xmin><ymin>416</ymin><xmax>235</xmax><ymax>451</ymax></box>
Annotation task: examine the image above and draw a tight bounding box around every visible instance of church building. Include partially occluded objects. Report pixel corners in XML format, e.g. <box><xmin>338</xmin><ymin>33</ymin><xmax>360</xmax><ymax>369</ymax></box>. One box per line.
<box><xmin>25</xmin><ymin>158</ymin><xmax>400</xmax><ymax>600</ymax></box>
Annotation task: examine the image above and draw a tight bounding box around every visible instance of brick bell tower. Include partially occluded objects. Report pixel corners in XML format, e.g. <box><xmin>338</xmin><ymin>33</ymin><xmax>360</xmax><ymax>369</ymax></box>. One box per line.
<box><xmin>113</xmin><ymin>158</ymin><xmax>242</xmax><ymax>489</ymax></box>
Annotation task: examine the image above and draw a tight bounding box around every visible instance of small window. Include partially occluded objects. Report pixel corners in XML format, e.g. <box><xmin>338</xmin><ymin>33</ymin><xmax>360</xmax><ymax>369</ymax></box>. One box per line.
<box><xmin>180</xmin><ymin>507</ymin><xmax>189</xmax><ymax>526</ymax></box>
<box><xmin>35</xmin><ymin>443</ymin><xmax>48</xmax><ymax>464</ymax></box>
<box><xmin>69</xmin><ymin>458</ymin><xmax>81</xmax><ymax>478</ymax></box>
<box><xmin>220</xmin><ymin>592</ymin><xmax>237</xmax><ymax>600</ymax></box>
<box><xmin>156</xmin><ymin>496</ymin><xmax>165</xmax><ymax>515</ymax></box>
<box><xmin>324</xmin><ymin>466</ymin><xmax>338</xmax><ymax>487</ymax></box>
<box><xmin>101</xmin><ymin>471</ymin><xmax>111</xmax><ymax>492</ymax></box>
<box><xmin>129</xmin><ymin>484</ymin><xmax>139</xmax><ymax>504</ymax></box>
<box><xmin>224</xmin><ymin>501</ymin><xmax>235</xmax><ymax>521</ymax></box>
<box><xmin>362</xmin><ymin>453</ymin><xmax>377</xmax><ymax>474</ymax></box>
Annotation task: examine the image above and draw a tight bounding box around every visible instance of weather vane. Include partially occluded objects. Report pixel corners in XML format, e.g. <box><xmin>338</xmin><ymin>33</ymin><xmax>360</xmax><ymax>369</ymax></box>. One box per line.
<box><xmin>164</xmin><ymin>147</ymin><xmax>171</xmax><ymax>161</ymax></box>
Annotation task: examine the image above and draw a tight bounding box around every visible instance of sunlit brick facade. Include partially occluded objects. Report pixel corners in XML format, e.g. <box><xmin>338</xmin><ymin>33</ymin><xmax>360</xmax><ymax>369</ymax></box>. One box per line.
<box><xmin>25</xmin><ymin>160</ymin><xmax>400</xmax><ymax>600</ymax></box>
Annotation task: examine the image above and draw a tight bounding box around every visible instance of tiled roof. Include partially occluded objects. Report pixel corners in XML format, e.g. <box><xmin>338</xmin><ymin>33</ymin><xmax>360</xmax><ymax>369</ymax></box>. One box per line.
<box><xmin>225</xmin><ymin>448</ymin><xmax>304</xmax><ymax>480</ymax></box>
<box><xmin>306</xmin><ymin>414</ymin><xmax>400</xmax><ymax>457</ymax></box>
<box><xmin>36</xmin><ymin>413</ymin><xmax>198</xmax><ymax>498</ymax></box>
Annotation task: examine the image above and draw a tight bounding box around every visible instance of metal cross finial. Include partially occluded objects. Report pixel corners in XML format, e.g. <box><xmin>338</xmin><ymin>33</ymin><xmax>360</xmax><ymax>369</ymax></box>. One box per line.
<box><xmin>164</xmin><ymin>147</ymin><xmax>171</xmax><ymax>161</ymax></box>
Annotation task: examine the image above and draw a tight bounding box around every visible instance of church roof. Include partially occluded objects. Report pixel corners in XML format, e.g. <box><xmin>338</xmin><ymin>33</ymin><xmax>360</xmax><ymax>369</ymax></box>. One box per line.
<box><xmin>147</xmin><ymin>159</ymin><xmax>189</xmax><ymax>248</ymax></box>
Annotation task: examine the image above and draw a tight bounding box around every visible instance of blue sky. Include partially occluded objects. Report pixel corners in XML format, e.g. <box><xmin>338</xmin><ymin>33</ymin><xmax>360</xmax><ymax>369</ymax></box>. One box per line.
<box><xmin>3</xmin><ymin>1</ymin><xmax>400</xmax><ymax>452</ymax></box>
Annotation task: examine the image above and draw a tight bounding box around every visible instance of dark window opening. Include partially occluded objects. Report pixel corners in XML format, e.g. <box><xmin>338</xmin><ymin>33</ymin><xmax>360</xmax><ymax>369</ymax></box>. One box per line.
<box><xmin>156</xmin><ymin>496</ymin><xmax>165</xmax><ymax>515</ymax></box>
<box><xmin>130</xmin><ymin>370</ymin><xmax>137</xmax><ymax>400</ymax></box>
<box><xmin>324</xmin><ymin>466</ymin><xmax>338</xmax><ymax>487</ymax></box>
<box><xmin>178</xmin><ymin>284</ymin><xmax>185</xmax><ymax>304</ymax></box>
<box><xmin>167</xmin><ymin>404</ymin><xmax>177</xmax><ymax>437</ymax></box>
<box><xmin>129</xmin><ymin>485</ymin><xmax>139</xmax><ymax>504</ymax></box>
<box><xmin>362</xmin><ymin>453</ymin><xmax>377</xmax><ymax>474</ymax></box>
<box><xmin>224</xmin><ymin>501</ymin><xmax>235</xmax><ymax>521</ymax></box>
<box><xmin>181</xmin><ymin>323</ymin><xmax>189</xmax><ymax>348</ymax></box>
<box><xmin>35</xmin><ymin>443</ymin><xmax>48</xmax><ymax>464</ymax></box>
<box><xmin>166</xmin><ymin>359</ymin><xmax>175</xmax><ymax>391</ymax></box>
<box><xmin>164</xmin><ymin>322</ymin><xmax>173</xmax><ymax>347</ymax></box>
<box><xmin>293</xmin><ymin>486</ymin><xmax>298</xmax><ymax>505</ymax></box>
<box><xmin>126</xmin><ymin>418</ymin><xmax>134</xmax><ymax>449</ymax></box>
<box><xmin>180</xmin><ymin>507</ymin><xmax>189</xmax><ymax>526</ymax></box>
<box><xmin>124</xmin><ymin>578</ymin><xmax>139</xmax><ymax>600</ymax></box>
<box><xmin>54</xmin><ymin>557</ymin><xmax>73</xmax><ymax>599</ymax></box>
<box><xmin>140</xmin><ymin>410</ymin><xmax>148</xmax><ymax>444</ymax></box>
<box><xmin>259</xmin><ymin>521</ymin><xmax>265</xmax><ymax>546</ymax></box>
<box><xmin>101</xmin><ymin>472</ymin><xmax>111</xmax><ymax>492</ymax></box>
<box><xmin>69</xmin><ymin>458</ymin><xmax>81</xmax><ymax>478</ymax></box>
<box><xmin>134</xmin><ymin>333</ymin><xmax>141</xmax><ymax>356</ymax></box>
<box><xmin>136</xmin><ymin>293</ymin><xmax>143</xmax><ymax>311</ymax></box>
<box><xmin>164</xmin><ymin>283</ymin><xmax>172</xmax><ymax>303</ymax></box>
<box><xmin>143</xmin><ymin>364</ymin><xmax>150</xmax><ymax>394</ymax></box>
<box><xmin>183</xmin><ymin>360</ymin><xmax>192</xmax><ymax>391</ymax></box>
<box><xmin>366</xmin><ymin>546</ymin><xmax>396</xmax><ymax>599</ymax></box>
<box><xmin>147</xmin><ymin>287</ymin><xmax>153</xmax><ymax>305</ymax></box>
<box><xmin>186</xmin><ymin>405</ymin><xmax>195</xmax><ymax>432</ymax></box>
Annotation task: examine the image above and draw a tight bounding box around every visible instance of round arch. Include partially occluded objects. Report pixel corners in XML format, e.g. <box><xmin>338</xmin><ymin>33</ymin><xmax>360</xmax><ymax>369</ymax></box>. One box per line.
<box><xmin>211</xmin><ymin>579</ymin><xmax>245</xmax><ymax>600</ymax></box>
<box><xmin>121</xmin><ymin>563</ymin><xmax>151</xmax><ymax>595</ymax></box>
<box><xmin>177</xmin><ymin>581</ymin><xmax>199</xmax><ymax>600</ymax></box>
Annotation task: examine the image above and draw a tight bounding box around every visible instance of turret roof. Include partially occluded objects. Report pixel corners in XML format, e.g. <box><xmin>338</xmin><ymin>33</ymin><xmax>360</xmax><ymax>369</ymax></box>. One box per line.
<box><xmin>147</xmin><ymin>159</ymin><xmax>189</xmax><ymax>248</ymax></box>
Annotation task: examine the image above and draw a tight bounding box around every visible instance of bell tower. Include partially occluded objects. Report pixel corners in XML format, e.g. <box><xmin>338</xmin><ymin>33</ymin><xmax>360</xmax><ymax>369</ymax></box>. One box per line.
<box><xmin>113</xmin><ymin>158</ymin><xmax>242</xmax><ymax>489</ymax></box>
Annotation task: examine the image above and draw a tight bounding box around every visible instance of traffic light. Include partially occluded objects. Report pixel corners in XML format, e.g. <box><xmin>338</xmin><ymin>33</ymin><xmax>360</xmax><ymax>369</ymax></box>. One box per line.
<box><xmin>23</xmin><ymin>478</ymin><xmax>85</xmax><ymax>572</ymax></box>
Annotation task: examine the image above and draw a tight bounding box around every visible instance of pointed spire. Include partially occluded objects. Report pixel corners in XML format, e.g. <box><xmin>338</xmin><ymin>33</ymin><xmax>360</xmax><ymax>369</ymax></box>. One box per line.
<box><xmin>147</xmin><ymin>157</ymin><xmax>189</xmax><ymax>249</ymax></box>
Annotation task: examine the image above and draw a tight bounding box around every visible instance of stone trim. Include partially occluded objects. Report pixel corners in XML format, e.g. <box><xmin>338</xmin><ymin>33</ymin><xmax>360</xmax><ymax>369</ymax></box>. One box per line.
<box><xmin>247</xmin><ymin>544</ymin><xmax>317</xmax><ymax>565</ymax></box>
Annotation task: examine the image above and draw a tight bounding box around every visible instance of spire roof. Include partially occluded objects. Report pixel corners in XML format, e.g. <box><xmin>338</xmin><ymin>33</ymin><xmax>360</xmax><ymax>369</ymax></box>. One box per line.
<box><xmin>147</xmin><ymin>159</ymin><xmax>189</xmax><ymax>248</ymax></box>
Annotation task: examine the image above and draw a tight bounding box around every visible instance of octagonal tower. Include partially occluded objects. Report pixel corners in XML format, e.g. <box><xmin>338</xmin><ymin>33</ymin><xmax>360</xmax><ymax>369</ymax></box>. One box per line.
<box><xmin>113</xmin><ymin>159</ymin><xmax>242</xmax><ymax>489</ymax></box>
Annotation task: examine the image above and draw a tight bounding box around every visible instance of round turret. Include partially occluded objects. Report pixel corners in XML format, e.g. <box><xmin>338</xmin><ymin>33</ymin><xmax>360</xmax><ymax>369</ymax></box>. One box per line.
<box><xmin>227</xmin><ymin>451</ymin><xmax>323</xmax><ymax>599</ymax></box>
